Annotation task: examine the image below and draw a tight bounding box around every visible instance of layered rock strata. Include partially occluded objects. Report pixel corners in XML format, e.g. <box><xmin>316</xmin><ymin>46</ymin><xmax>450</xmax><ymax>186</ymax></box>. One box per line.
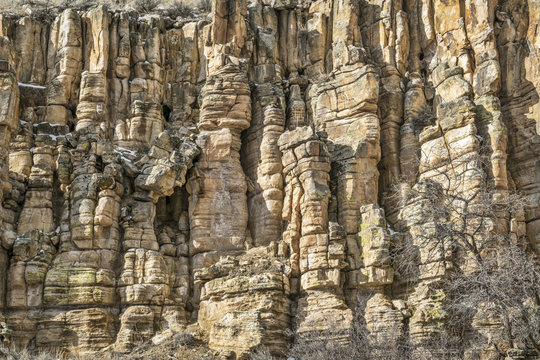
<box><xmin>0</xmin><ymin>0</ymin><xmax>538</xmax><ymax>359</ymax></box>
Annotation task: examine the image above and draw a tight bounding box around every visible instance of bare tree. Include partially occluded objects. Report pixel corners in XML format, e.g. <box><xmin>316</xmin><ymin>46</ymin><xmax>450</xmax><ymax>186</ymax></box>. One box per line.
<box><xmin>131</xmin><ymin>0</ymin><xmax>159</xmax><ymax>14</ymax></box>
<box><xmin>390</xmin><ymin>140</ymin><xmax>540</xmax><ymax>358</ymax></box>
<box><xmin>280</xmin><ymin>129</ymin><xmax>540</xmax><ymax>360</ymax></box>
<box><xmin>282</xmin><ymin>291</ymin><xmax>468</xmax><ymax>360</ymax></box>
<box><xmin>285</xmin><ymin>295</ymin><xmax>404</xmax><ymax>360</ymax></box>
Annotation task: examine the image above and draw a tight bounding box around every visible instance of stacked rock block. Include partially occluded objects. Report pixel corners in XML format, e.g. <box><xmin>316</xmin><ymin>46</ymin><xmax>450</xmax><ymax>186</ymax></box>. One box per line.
<box><xmin>279</xmin><ymin>126</ymin><xmax>352</xmax><ymax>343</ymax></box>
<box><xmin>126</xmin><ymin>18</ymin><xmax>166</xmax><ymax>149</ymax></box>
<box><xmin>0</xmin><ymin>6</ymin><xmax>202</xmax><ymax>355</ymax></box>
<box><xmin>116</xmin><ymin>135</ymin><xmax>199</xmax><ymax>351</ymax></box>
<box><xmin>397</xmin><ymin>180</ymin><xmax>449</xmax><ymax>350</ymax></box>
<box><xmin>242</xmin><ymin>4</ymin><xmax>287</xmax><ymax>247</ymax></box>
<box><xmin>109</xmin><ymin>11</ymin><xmax>131</xmax><ymax>144</ymax></box>
<box><xmin>197</xmin><ymin>247</ymin><xmax>291</xmax><ymax>358</ymax></box>
<box><xmin>187</xmin><ymin>0</ymin><xmax>252</xmax><ymax>304</ymax></box>
<box><xmin>358</xmin><ymin>205</ymin><xmax>393</xmax><ymax>288</ymax></box>
<box><xmin>313</xmin><ymin>64</ymin><xmax>382</xmax><ymax>300</ymax></box>
<box><xmin>242</xmin><ymin>64</ymin><xmax>286</xmax><ymax>247</ymax></box>
<box><xmin>37</xmin><ymin>7</ymin><xmax>117</xmax><ymax>354</ymax></box>
<box><xmin>357</xmin><ymin>204</ymin><xmax>404</xmax><ymax>348</ymax></box>
<box><xmin>162</xmin><ymin>18</ymin><xmax>201</xmax><ymax>136</ymax></box>
<box><xmin>359</xmin><ymin>0</ymin><xmax>409</xmax><ymax>202</ymax></box>
<box><xmin>497</xmin><ymin>1</ymin><xmax>540</xmax><ymax>252</ymax></box>
<box><xmin>309</xmin><ymin>0</ymin><xmax>383</xmax><ymax>297</ymax></box>
<box><xmin>402</xmin><ymin>63</ymin><xmax>484</xmax><ymax>354</ymax></box>
<box><xmin>0</xmin><ymin>0</ymin><xmax>536</xmax><ymax>358</ymax></box>
<box><xmin>46</xmin><ymin>9</ymin><xmax>81</xmax><ymax>127</ymax></box>
<box><xmin>0</xmin><ymin>35</ymin><xmax>18</xmax><ymax>315</ymax></box>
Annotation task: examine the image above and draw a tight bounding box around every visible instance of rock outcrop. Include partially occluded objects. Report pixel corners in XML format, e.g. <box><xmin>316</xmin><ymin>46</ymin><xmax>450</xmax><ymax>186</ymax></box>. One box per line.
<box><xmin>0</xmin><ymin>0</ymin><xmax>538</xmax><ymax>359</ymax></box>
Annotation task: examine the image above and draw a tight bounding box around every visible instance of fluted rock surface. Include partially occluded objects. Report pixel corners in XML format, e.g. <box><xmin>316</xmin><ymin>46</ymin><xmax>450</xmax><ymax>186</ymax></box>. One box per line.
<box><xmin>0</xmin><ymin>0</ymin><xmax>538</xmax><ymax>359</ymax></box>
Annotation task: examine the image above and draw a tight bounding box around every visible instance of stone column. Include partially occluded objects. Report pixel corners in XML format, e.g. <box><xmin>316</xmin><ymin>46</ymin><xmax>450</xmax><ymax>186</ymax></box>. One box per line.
<box><xmin>0</xmin><ymin>36</ymin><xmax>19</xmax><ymax>314</ymax></box>
<box><xmin>45</xmin><ymin>9</ymin><xmax>82</xmax><ymax>126</ymax></box>
<box><xmin>187</xmin><ymin>0</ymin><xmax>252</xmax><ymax>304</ymax></box>
<box><xmin>36</xmin><ymin>8</ymin><xmax>118</xmax><ymax>354</ymax></box>
<box><xmin>279</xmin><ymin>126</ymin><xmax>352</xmax><ymax>343</ymax></box>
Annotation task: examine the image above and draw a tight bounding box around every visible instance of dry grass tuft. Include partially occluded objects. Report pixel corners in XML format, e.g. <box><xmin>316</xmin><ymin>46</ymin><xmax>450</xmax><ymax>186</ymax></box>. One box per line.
<box><xmin>0</xmin><ymin>331</ymin><xmax>216</xmax><ymax>360</ymax></box>
<box><xmin>0</xmin><ymin>0</ymin><xmax>210</xmax><ymax>19</ymax></box>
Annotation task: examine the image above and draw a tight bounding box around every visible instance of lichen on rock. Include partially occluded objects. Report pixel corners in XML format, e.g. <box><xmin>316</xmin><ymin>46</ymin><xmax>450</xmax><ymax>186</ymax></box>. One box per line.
<box><xmin>0</xmin><ymin>0</ymin><xmax>538</xmax><ymax>359</ymax></box>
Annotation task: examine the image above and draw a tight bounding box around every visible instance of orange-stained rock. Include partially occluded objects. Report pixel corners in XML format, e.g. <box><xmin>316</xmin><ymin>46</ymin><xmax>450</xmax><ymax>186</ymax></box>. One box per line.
<box><xmin>0</xmin><ymin>0</ymin><xmax>538</xmax><ymax>358</ymax></box>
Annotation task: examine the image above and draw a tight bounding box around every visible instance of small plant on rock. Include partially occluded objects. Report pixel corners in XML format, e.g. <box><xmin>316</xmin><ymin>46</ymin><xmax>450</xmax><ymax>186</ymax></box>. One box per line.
<box><xmin>131</xmin><ymin>0</ymin><xmax>159</xmax><ymax>14</ymax></box>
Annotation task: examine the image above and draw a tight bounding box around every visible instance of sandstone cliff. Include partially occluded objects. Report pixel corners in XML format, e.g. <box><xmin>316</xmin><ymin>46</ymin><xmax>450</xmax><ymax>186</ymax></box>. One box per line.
<box><xmin>0</xmin><ymin>0</ymin><xmax>538</xmax><ymax>359</ymax></box>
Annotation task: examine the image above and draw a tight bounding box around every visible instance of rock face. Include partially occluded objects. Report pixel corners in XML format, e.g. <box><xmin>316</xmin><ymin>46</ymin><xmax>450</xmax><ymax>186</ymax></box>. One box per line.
<box><xmin>0</xmin><ymin>0</ymin><xmax>538</xmax><ymax>359</ymax></box>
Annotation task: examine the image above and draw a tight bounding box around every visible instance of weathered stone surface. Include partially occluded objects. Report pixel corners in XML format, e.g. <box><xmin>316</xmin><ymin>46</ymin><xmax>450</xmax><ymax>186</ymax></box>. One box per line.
<box><xmin>0</xmin><ymin>0</ymin><xmax>538</xmax><ymax>358</ymax></box>
<box><xmin>197</xmin><ymin>247</ymin><xmax>290</xmax><ymax>358</ymax></box>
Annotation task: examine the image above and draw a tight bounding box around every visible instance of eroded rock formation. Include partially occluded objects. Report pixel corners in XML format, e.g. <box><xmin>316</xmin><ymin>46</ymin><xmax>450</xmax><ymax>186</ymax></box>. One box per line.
<box><xmin>0</xmin><ymin>0</ymin><xmax>539</xmax><ymax>358</ymax></box>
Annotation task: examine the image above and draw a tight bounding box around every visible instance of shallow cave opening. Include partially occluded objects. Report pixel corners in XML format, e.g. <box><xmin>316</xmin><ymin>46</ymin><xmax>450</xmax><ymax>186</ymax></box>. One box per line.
<box><xmin>52</xmin><ymin>174</ymin><xmax>64</xmax><ymax>235</ymax></box>
<box><xmin>156</xmin><ymin>186</ymin><xmax>188</xmax><ymax>226</ymax></box>
<box><xmin>155</xmin><ymin>185</ymin><xmax>193</xmax><ymax>313</ymax></box>
<box><xmin>95</xmin><ymin>154</ymin><xmax>104</xmax><ymax>173</ymax></box>
<box><xmin>162</xmin><ymin>105</ymin><xmax>172</xmax><ymax>122</ymax></box>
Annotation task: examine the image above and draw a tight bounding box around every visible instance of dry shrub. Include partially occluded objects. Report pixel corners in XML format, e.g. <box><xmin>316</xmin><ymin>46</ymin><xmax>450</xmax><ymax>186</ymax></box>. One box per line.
<box><xmin>0</xmin><ymin>346</ymin><xmax>71</xmax><ymax>360</ymax></box>
<box><xmin>130</xmin><ymin>0</ymin><xmax>159</xmax><ymax>13</ymax></box>
<box><xmin>166</xmin><ymin>0</ymin><xmax>193</xmax><ymax>18</ymax></box>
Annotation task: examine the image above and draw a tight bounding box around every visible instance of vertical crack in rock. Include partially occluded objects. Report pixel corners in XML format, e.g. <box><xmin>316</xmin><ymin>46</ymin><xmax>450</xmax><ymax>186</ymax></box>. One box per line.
<box><xmin>187</xmin><ymin>0</ymin><xmax>252</xmax><ymax>310</ymax></box>
<box><xmin>0</xmin><ymin>0</ymin><xmax>538</xmax><ymax>359</ymax></box>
